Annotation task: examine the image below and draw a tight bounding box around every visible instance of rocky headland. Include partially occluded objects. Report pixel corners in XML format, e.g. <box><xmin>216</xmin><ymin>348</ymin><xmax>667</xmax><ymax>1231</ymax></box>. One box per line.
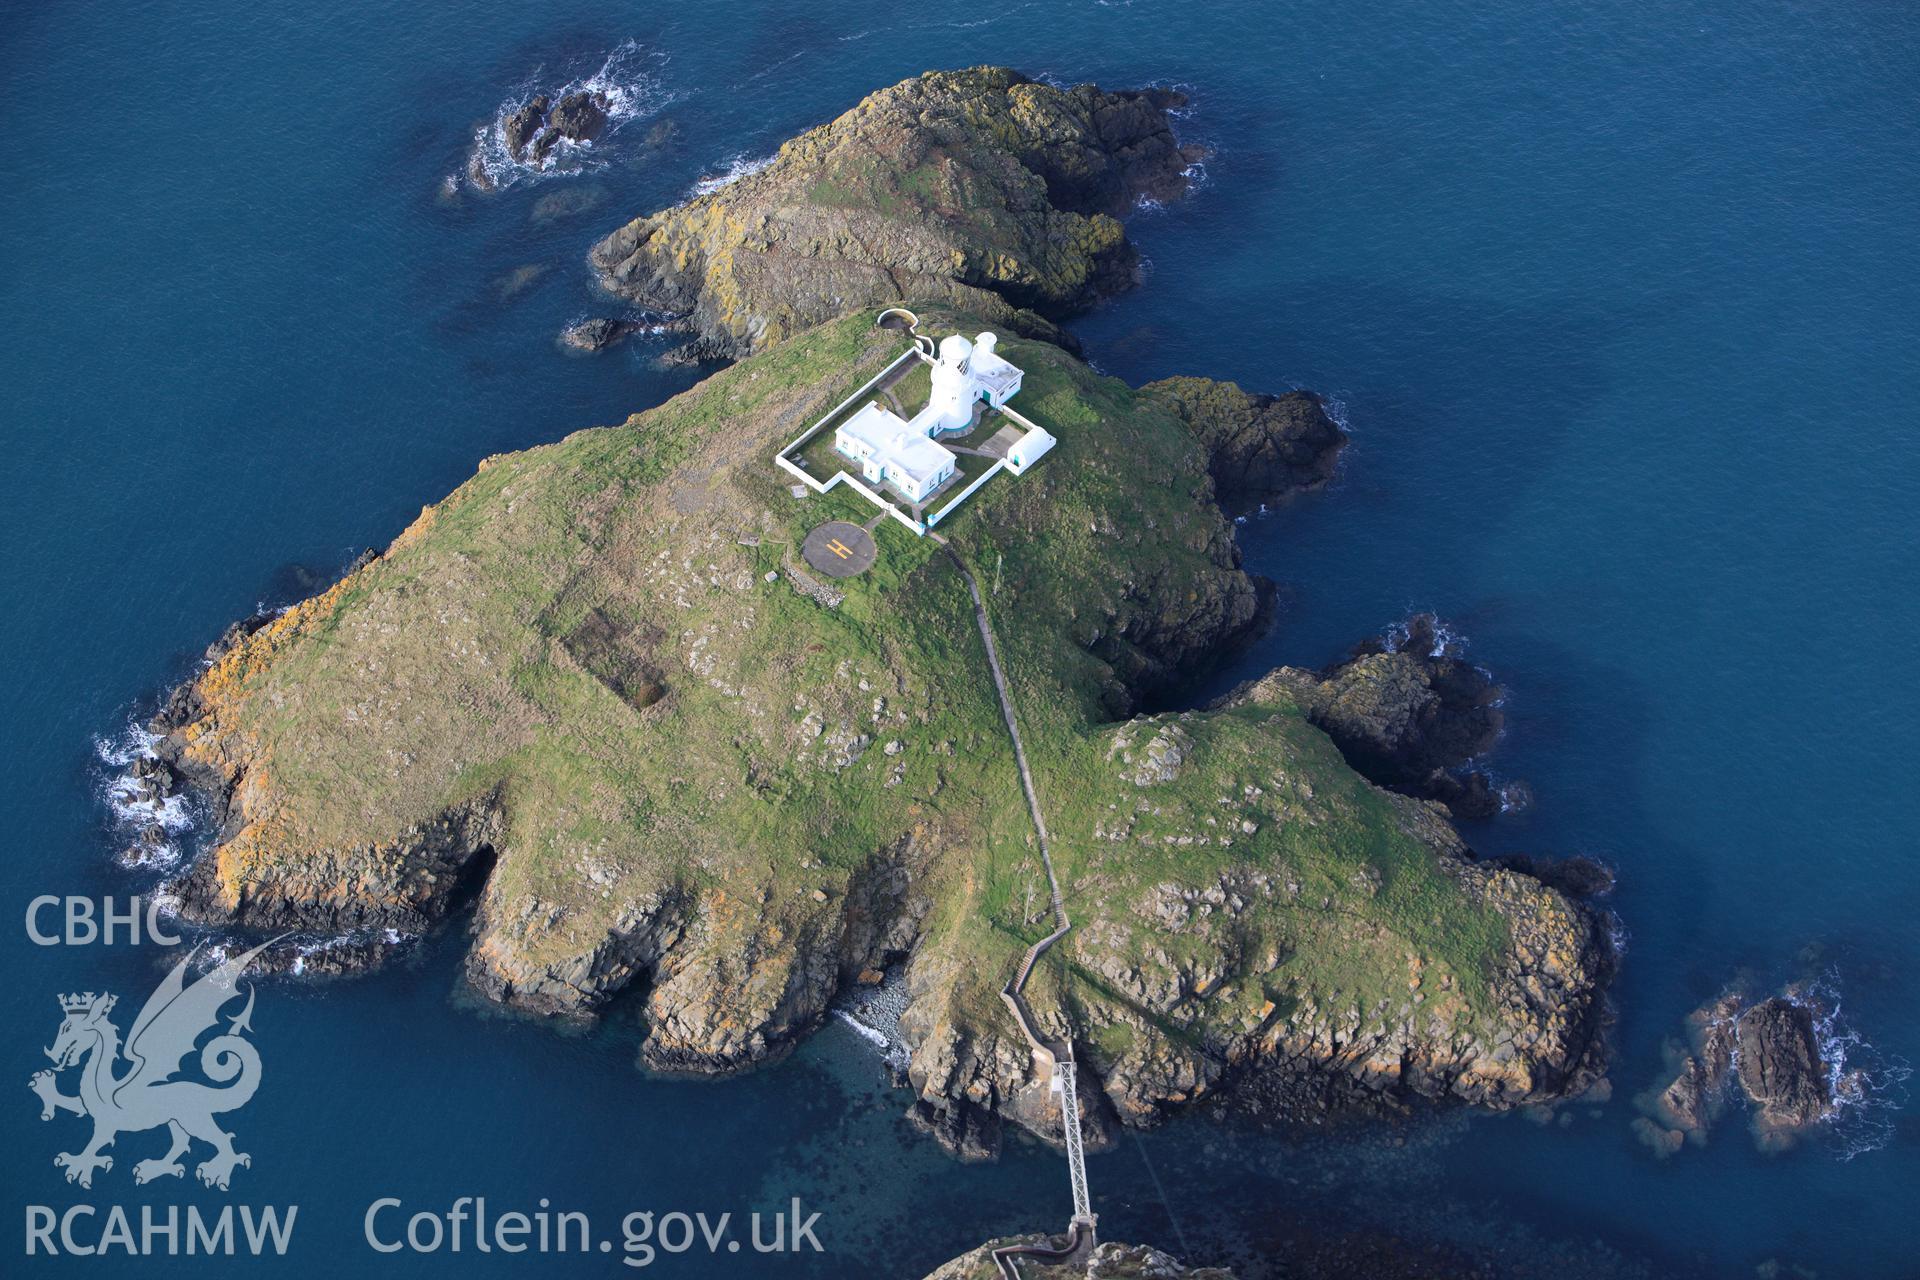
<box><xmin>1216</xmin><ymin>615</ymin><xmax>1513</xmax><ymax>819</ymax></box>
<box><xmin>1140</xmin><ymin>378</ymin><xmax>1347</xmax><ymax>506</ymax></box>
<box><xmin>587</xmin><ymin>67</ymin><xmax>1206</xmax><ymax>361</ymax></box>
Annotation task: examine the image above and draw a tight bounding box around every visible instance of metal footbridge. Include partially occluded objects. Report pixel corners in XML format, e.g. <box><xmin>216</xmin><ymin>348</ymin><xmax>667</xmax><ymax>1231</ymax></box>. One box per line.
<box><xmin>938</xmin><ymin>539</ymin><xmax>1095</xmax><ymax>1274</ymax></box>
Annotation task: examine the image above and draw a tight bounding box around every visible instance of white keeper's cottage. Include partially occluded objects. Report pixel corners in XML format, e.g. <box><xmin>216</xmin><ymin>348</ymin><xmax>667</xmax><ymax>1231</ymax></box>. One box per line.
<box><xmin>833</xmin><ymin>332</ymin><xmax>1053</xmax><ymax>503</ymax></box>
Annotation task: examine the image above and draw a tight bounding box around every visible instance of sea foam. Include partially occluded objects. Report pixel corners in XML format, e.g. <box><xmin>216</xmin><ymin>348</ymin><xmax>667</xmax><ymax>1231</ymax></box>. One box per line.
<box><xmin>830</xmin><ymin>970</ymin><xmax>912</xmax><ymax>1074</ymax></box>
<box><xmin>688</xmin><ymin>153</ymin><xmax>775</xmax><ymax>199</ymax></box>
<box><xmin>1803</xmin><ymin>975</ymin><xmax>1911</xmax><ymax>1160</ymax></box>
<box><xmin>95</xmin><ymin>719</ymin><xmax>199</xmax><ymax>871</ymax></box>
<box><xmin>465</xmin><ymin>40</ymin><xmax>675</xmax><ymax>192</ymax></box>
<box><xmin>1382</xmin><ymin>614</ymin><xmax>1468</xmax><ymax>659</ymax></box>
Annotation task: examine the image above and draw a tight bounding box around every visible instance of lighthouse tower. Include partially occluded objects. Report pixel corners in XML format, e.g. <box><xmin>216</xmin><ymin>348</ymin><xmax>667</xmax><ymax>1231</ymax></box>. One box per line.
<box><xmin>924</xmin><ymin>334</ymin><xmax>977</xmax><ymax>433</ymax></box>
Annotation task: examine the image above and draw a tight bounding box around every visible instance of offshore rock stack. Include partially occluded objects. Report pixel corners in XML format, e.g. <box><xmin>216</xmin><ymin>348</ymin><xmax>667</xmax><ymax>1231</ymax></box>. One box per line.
<box><xmin>1634</xmin><ymin>979</ymin><xmax>1873</xmax><ymax>1155</ymax></box>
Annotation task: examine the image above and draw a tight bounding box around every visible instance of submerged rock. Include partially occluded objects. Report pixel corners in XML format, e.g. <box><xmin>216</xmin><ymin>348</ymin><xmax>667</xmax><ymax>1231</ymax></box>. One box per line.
<box><xmin>589</xmin><ymin>67</ymin><xmax>1205</xmax><ymax>358</ymax></box>
<box><xmin>493</xmin><ymin>263</ymin><xmax>549</xmax><ymax>301</ymax></box>
<box><xmin>529</xmin><ymin>185</ymin><xmax>608</xmax><ymax>224</ymax></box>
<box><xmin>1140</xmin><ymin>377</ymin><xmax>1346</xmax><ymax>506</ymax></box>
<box><xmin>1633</xmin><ymin>990</ymin><xmax>1740</xmax><ymax>1154</ymax></box>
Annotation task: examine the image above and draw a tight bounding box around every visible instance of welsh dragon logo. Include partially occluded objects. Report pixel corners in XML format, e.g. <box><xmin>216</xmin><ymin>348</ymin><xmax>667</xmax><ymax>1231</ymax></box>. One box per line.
<box><xmin>29</xmin><ymin>941</ymin><xmax>270</xmax><ymax>1190</ymax></box>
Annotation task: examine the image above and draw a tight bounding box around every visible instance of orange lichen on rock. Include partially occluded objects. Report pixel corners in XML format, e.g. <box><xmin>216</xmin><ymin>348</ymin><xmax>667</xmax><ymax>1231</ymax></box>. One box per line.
<box><xmin>197</xmin><ymin>572</ymin><xmax>361</xmax><ymax>707</ymax></box>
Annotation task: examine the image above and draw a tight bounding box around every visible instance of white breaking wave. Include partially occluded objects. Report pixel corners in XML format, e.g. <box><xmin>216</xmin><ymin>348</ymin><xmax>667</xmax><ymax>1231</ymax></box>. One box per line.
<box><xmin>1383</xmin><ymin>614</ymin><xmax>1468</xmax><ymax>659</ymax></box>
<box><xmin>465</xmin><ymin>40</ymin><xmax>675</xmax><ymax>192</ymax></box>
<box><xmin>1320</xmin><ymin>393</ymin><xmax>1353</xmax><ymax>435</ymax></box>
<box><xmin>831</xmin><ymin>1010</ymin><xmax>890</xmax><ymax>1049</ymax></box>
<box><xmin>202</xmin><ymin>928</ymin><xmax>416</xmax><ymax>980</ymax></box>
<box><xmin>1802</xmin><ymin>975</ymin><xmax>1911</xmax><ymax>1160</ymax></box>
<box><xmin>94</xmin><ymin>719</ymin><xmax>199</xmax><ymax>871</ymax></box>
<box><xmin>562</xmin><ymin>311</ymin><xmax>675</xmax><ymax>338</ymax></box>
<box><xmin>94</xmin><ymin>720</ymin><xmax>160</xmax><ymax>770</ymax></box>
<box><xmin>688</xmin><ymin>152</ymin><xmax>774</xmax><ymax>199</ymax></box>
<box><xmin>1133</xmin><ymin>161</ymin><xmax>1210</xmax><ymax>215</ymax></box>
<box><xmin>1495</xmin><ymin>779</ymin><xmax>1533</xmax><ymax>814</ymax></box>
<box><xmin>288</xmin><ymin>929</ymin><xmax>415</xmax><ymax>977</ymax></box>
<box><xmin>830</xmin><ymin>971</ymin><xmax>912</xmax><ymax>1073</ymax></box>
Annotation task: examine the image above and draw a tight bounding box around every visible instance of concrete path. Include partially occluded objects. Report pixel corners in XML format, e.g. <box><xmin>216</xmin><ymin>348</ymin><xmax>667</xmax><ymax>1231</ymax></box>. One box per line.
<box><xmin>935</xmin><ymin>536</ymin><xmax>1094</xmax><ymax>1246</ymax></box>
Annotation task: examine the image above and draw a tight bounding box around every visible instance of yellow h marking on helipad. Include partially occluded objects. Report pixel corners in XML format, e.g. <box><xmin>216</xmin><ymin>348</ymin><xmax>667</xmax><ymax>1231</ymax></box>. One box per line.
<box><xmin>827</xmin><ymin>539</ymin><xmax>854</xmax><ymax>559</ymax></box>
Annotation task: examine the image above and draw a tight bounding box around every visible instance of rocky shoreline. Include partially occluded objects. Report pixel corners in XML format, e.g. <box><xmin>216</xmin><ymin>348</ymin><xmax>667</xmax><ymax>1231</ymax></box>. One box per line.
<box><xmin>1141</xmin><ymin>378</ymin><xmax>1347</xmax><ymax>507</ymax></box>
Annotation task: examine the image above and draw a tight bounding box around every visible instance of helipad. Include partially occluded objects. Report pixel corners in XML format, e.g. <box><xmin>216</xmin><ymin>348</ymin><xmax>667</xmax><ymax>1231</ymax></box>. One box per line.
<box><xmin>801</xmin><ymin>521</ymin><xmax>876</xmax><ymax>578</ymax></box>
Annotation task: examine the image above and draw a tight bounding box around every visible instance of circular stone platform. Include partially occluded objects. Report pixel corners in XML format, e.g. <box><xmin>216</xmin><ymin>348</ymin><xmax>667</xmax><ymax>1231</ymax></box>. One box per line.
<box><xmin>802</xmin><ymin>521</ymin><xmax>877</xmax><ymax>578</ymax></box>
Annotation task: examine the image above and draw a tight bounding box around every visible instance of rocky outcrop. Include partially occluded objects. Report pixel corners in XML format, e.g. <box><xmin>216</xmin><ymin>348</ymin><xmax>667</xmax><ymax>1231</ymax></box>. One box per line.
<box><xmin>469</xmin><ymin>91</ymin><xmax>612</xmax><ymax>189</ymax></box>
<box><xmin>1216</xmin><ymin>615</ymin><xmax>1511</xmax><ymax>818</ymax></box>
<box><xmin>1634</xmin><ymin>983</ymin><xmax>1855</xmax><ymax>1154</ymax></box>
<box><xmin>588</xmin><ymin>67</ymin><xmax>1204</xmax><ymax>358</ymax></box>
<box><xmin>1088</xmin><ymin>549</ymin><xmax>1267</xmax><ymax>715</ymax></box>
<box><xmin>1140</xmin><ymin>377</ymin><xmax>1346</xmax><ymax>506</ymax></box>
<box><xmin>1631</xmin><ymin>990</ymin><xmax>1740</xmax><ymax>1155</ymax></box>
<box><xmin>145</xmin><ymin>306</ymin><xmax>1610</xmax><ymax>1157</ymax></box>
<box><xmin>559</xmin><ymin>318</ymin><xmax>639</xmax><ymax>353</ymax></box>
<box><xmin>1075</xmin><ymin>799</ymin><xmax>1608</xmax><ymax>1124</ymax></box>
<box><xmin>924</xmin><ymin>1238</ymin><xmax>1234</xmax><ymax>1279</ymax></box>
<box><xmin>1736</xmin><ymin>997</ymin><xmax>1837</xmax><ymax>1146</ymax></box>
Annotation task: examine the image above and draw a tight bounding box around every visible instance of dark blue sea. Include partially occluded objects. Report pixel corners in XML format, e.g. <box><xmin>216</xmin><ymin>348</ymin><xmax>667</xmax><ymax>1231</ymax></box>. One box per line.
<box><xmin>4</xmin><ymin>1</ymin><xmax>1917</xmax><ymax>1274</ymax></box>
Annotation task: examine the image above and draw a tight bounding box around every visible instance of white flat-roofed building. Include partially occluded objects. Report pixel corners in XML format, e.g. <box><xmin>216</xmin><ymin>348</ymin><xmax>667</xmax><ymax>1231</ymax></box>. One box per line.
<box><xmin>965</xmin><ymin>333</ymin><xmax>1023</xmax><ymax>405</ymax></box>
<box><xmin>835</xmin><ymin>401</ymin><xmax>957</xmax><ymax>503</ymax></box>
